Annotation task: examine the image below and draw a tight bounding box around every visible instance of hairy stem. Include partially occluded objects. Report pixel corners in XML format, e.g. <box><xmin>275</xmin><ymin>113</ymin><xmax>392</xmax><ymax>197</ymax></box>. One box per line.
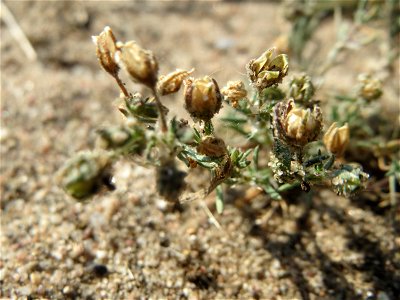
<box><xmin>151</xmin><ymin>87</ymin><xmax>168</xmax><ymax>133</ymax></box>
<box><xmin>114</xmin><ymin>75</ymin><xmax>130</xmax><ymax>98</ymax></box>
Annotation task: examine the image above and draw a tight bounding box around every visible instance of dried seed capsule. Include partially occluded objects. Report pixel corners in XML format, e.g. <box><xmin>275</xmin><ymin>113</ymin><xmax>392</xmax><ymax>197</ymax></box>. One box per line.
<box><xmin>92</xmin><ymin>26</ymin><xmax>119</xmax><ymax>77</ymax></box>
<box><xmin>357</xmin><ymin>73</ymin><xmax>382</xmax><ymax>101</ymax></box>
<box><xmin>272</xmin><ymin>99</ymin><xmax>323</xmax><ymax>147</ymax></box>
<box><xmin>184</xmin><ymin>76</ymin><xmax>223</xmax><ymax>121</ymax></box>
<box><xmin>221</xmin><ymin>80</ymin><xmax>248</xmax><ymax>108</ymax></box>
<box><xmin>246</xmin><ymin>47</ymin><xmax>289</xmax><ymax>92</ymax></box>
<box><xmin>197</xmin><ymin>136</ymin><xmax>227</xmax><ymax>158</ymax></box>
<box><xmin>323</xmin><ymin>122</ymin><xmax>350</xmax><ymax>157</ymax></box>
<box><xmin>157</xmin><ymin>68</ymin><xmax>194</xmax><ymax>96</ymax></box>
<box><xmin>116</xmin><ymin>41</ymin><xmax>158</xmax><ymax>88</ymax></box>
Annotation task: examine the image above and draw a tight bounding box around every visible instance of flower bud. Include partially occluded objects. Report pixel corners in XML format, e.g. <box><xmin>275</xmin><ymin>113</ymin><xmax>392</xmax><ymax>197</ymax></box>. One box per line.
<box><xmin>197</xmin><ymin>136</ymin><xmax>227</xmax><ymax>158</ymax></box>
<box><xmin>323</xmin><ymin>122</ymin><xmax>350</xmax><ymax>157</ymax></box>
<box><xmin>272</xmin><ymin>99</ymin><xmax>322</xmax><ymax>147</ymax></box>
<box><xmin>288</xmin><ymin>74</ymin><xmax>315</xmax><ymax>103</ymax></box>
<box><xmin>92</xmin><ymin>26</ymin><xmax>119</xmax><ymax>76</ymax></box>
<box><xmin>116</xmin><ymin>41</ymin><xmax>158</xmax><ymax>88</ymax></box>
<box><xmin>184</xmin><ymin>76</ymin><xmax>223</xmax><ymax>121</ymax></box>
<box><xmin>157</xmin><ymin>68</ymin><xmax>194</xmax><ymax>96</ymax></box>
<box><xmin>221</xmin><ymin>80</ymin><xmax>248</xmax><ymax>108</ymax></box>
<box><xmin>357</xmin><ymin>73</ymin><xmax>382</xmax><ymax>101</ymax></box>
<box><xmin>246</xmin><ymin>47</ymin><xmax>289</xmax><ymax>91</ymax></box>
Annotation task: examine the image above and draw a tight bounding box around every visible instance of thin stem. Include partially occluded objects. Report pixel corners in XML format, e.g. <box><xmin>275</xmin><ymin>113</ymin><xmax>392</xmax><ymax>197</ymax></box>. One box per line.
<box><xmin>1</xmin><ymin>1</ymin><xmax>37</xmax><ymax>61</ymax></box>
<box><xmin>204</xmin><ymin>120</ymin><xmax>214</xmax><ymax>135</ymax></box>
<box><xmin>151</xmin><ymin>87</ymin><xmax>168</xmax><ymax>133</ymax></box>
<box><xmin>113</xmin><ymin>75</ymin><xmax>130</xmax><ymax>98</ymax></box>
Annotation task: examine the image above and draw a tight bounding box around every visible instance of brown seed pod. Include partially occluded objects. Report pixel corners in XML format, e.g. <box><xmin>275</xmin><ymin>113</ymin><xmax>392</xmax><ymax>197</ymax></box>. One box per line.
<box><xmin>197</xmin><ymin>136</ymin><xmax>228</xmax><ymax>158</ymax></box>
<box><xmin>184</xmin><ymin>76</ymin><xmax>223</xmax><ymax>122</ymax></box>
<box><xmin>157</xmin><ymin>68</ymin><xmax>194</xmax><ymax>96</ymax></box>
<box><xmin>323</xmin><ymin>122</ymin><xmax>350</xmax><ymax>157</ymax></box>
<box><xmin>92</xmin><ymin>26</ymin><xmax>119</xmax><ymax>77</ymax></box>
<box><xmin>116</xmin><ymin>41</ymin><xmax>158</xmax><ymax>88</ymax></box>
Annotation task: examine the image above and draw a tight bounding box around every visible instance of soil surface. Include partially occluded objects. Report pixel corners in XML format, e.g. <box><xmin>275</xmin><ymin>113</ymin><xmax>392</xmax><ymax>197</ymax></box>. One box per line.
<box><xmin>1</xmin><ymin>2</ymin><xmax>399</xmax><ymax>300</ymax></box>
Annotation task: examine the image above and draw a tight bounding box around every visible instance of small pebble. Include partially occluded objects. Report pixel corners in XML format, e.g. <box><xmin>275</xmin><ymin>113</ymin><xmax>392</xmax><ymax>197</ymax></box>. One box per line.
<box><xmin>29</xmin><ymin>272</ymin><xmax>41</xmax><ymax>286</ymax></box>
<box><xmin>159</xmin><ymin>236</ymin><xmax>170</xmax><ymax>248</ymax></box>
<box><xmin>92</xmin><ymin>264</ymin><xmax>108</xmax><ymax>277</ymax></box>
<box><xmin>63</xmin><ymin>285</ymin><xmax>72</xmax><ymax>294</ymax></box>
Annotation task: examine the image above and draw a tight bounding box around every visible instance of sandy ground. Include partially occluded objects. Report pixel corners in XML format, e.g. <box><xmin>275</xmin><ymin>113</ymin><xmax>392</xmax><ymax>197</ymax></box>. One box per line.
<box><xmin>1</xmin><ymin>1</ymin><xmax>399</xmax><ymax>299</ymax></box>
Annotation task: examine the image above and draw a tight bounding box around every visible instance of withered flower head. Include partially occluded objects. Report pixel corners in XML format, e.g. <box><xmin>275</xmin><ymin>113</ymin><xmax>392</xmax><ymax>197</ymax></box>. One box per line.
<box><xmin>157</xmin><ymin>68</ymin><xmax>194</xmax><ymax>96</ymax></box>
<box><xmin>357</xmin><ymin>73</ymin><xmax>383</xmax><ymax>101</ymax></box>
<box><xmin>116</xmin><ymin>41</ymin><xmax>158</xmax><ymax>88</ymax></box>
<box><xmin>197</xmin><ymin>136</ymin><xmax>227</xmax><ymax>158</ymax></box>
<box><xmin>288</xmin><ymin>74</ymin><xmax>315</xmax><ymax>103</ymax></box>
<box><xmin>184</xmin><ymin>76</ymin><xmax>223</xmax><ymax>121</ymax></box>
<box><xmin>221</xmin><ymin>80</ymin><xmax>248</xmax><ymax>108</ymax></box>
<box><xmin>272</xmin><ymin>99</ymin><xmax>322</xmax><ymax>147</ymax></box>
<box><xmin>323</xmin><ymin>122</ymin><xmax>350</xmax><ymax>157</ymax></box>
<box><xmin>92</xmin><ymin>26</ymin><xmax>119</xmax><ymax>76</ymax></box>
<box><xmin>246</xmin><ymin>47</ymin><xmax>289</xmax><ymax>92</ymax></box>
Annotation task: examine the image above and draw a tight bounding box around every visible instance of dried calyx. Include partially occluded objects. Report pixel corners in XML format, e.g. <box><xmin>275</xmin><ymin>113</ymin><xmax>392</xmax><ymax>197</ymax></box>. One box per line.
<box><xmin>197</xmin><ymin>136</ymin><xmax>228</xmax><ymax>158</ymax></box>
<box><xmin>272</xmin><ymin>99</ymin><xmax>323</xmax><ymax>147</ymax></box>
<box><xmin>323</xmin><ymin>122</ymin><xmax>350</xmax><ymax>157</ymax></box>
<box><xmin>116</xmin><ymin>41</ymin><xmax>159</xmax><ymax>88</ymax></box>
<box><xmin>158</xmin><ymin>69</ymin><xmax>194</xmax><ymax>96</ymax></box>
<box><xmin>184</xmin><ymin>76</ymin><xmax>223</xmax><ymax>122</ymax></box>
<box><xmin>247</xmin><ymin>47</ymin><xmax>289</xmax><ymax>92</ymax></box>
<box><xmin>288</xmin><ymin>74</ymin><xmax>315</xmax><ymax>104</ymax></box>
<box><xmin>92</xmin><ymin>26</ymin><xmax>119</xmax><ymax>77</ymax></box>
<box><xmin>221</xmin><ymin>80</ymin><xmax>248</xmax><ymax>108</ymax></box>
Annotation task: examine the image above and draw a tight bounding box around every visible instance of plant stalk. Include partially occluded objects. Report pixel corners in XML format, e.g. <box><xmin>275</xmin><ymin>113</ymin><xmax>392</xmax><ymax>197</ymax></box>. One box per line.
<box><xmin>151</xmin><ymin>87</ymin><xmax>168</xmax><ymax>133</ymax></box>
<box><xmin>114</xmin><ymin>75</ymin><xmax>130</xmax><ymax>98</ymax></box>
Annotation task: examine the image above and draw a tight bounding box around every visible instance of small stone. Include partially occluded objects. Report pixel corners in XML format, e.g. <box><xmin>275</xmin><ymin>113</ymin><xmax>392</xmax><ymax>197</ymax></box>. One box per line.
<box><xmin>0</xmin><ymin>268</ymin><xmax>6</xmax><ymax>281</ymax></box>
<box><xmin>159</xmin><ymin>235</ymin><xmax>170</xmax><ymax>248</ymax></box>
<box><xmin>156</xmin><ymin>199</ymin><xmax>168</xmax><ymax>212</ymax></box>
<box><xmin>92</xmin><ymin>264</ymin><xmax>108</xmax><ymax>277</ymax></box>
<box><xmin>18</xmin><ymin>285</ymin><xmax>31</xmax><ymax>296</ymax></box>
<box><xmin>63</xmin><ymin>285</ymin><xmax>72</xmax><ymax>294</ymax></box>
<box><xmin>70</xmin><ymin>244</ymin><xmax>85</xmax><ymax>259</ymax></box>
<box><xmin>29</xmin><ymin>272</ymin><xmax>41</xmax><ymax>286</ymax></box>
